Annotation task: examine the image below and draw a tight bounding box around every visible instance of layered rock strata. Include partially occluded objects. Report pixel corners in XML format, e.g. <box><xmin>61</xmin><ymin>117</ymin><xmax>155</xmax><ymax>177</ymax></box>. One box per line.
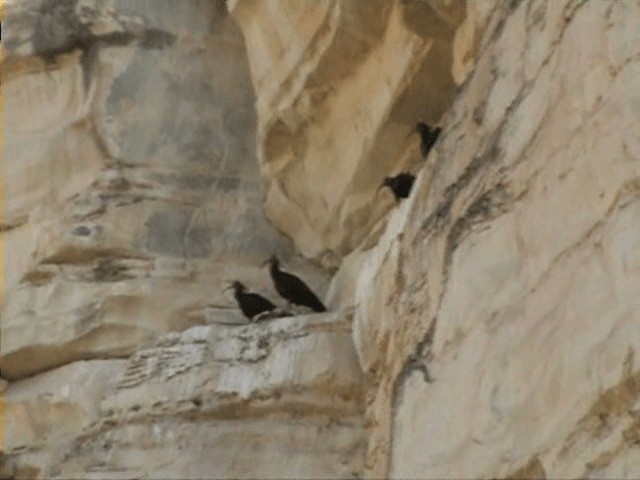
<box><xmin>4</xmin><ymin>313</ymin><xmax>364</xmax><ymax>478</ymax></box>
<box><xmin>3</xmin><ymin>0</ymin><xmax>640</xmax><ymax>478</ymax></box>
<box><xmin>1</xmin><ymin>0</ymin><xmax>332</xmax><ymax>382</ymax></box>
<box><xmin>2</xmin><ymin>1</ymin><xmax>346</xmax><ymax>478</ymax></box>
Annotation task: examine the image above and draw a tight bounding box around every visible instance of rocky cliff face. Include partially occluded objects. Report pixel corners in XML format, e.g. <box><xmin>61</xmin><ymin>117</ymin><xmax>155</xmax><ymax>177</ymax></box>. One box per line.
<box><xmin>1</xmin><ymin>1</ymin><xmax>343</xmax><ymax>478</ymax></box>
<box><xmin>2</xmin><ymin>0</ymin><xmax>639</xmax><ymax>478</ymax></box>
<box><xmin>228</xmin><ymin>0</ymin><xmax>465</xmax><ymax>266</ymax></box>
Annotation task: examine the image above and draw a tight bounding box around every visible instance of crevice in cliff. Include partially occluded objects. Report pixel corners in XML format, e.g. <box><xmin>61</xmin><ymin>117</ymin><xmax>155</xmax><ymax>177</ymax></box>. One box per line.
<box><xmin>444</xmin><ymin>180</ymin><xmax>511</xmax><ymax>275</ymax></box>
<box><xmin>104</xmin><ymin>391</ymin><xmax>363</xmax><ymax>426</ymax></box>
<box><xmin>235</xmin><ymin>0</ymin><xmax>464</xmax><ymax>263</ymax></box>
<box><xmin>394</xmin><ymin>320</ymin><xmax>436</xmax><ymax>392</ymax></box>
<box><xmin>417</xmin><ymin>125</ymin><xmax>504</xmax><ymax>240</ymax></box>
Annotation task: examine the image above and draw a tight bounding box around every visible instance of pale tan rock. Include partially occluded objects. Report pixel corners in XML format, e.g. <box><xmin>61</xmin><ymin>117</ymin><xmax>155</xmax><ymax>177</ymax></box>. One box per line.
<box><xmin>4</xmin><ymin>0</ymin><xmax>639</xmax><ymax>479</ymax></box>
<box><xmin>451</xmin><ymin>15</ymin><xmax>476</xmax><ymax>86</ymax></box>
<box><xmin>451</xmin><ymin>0</ymin><xmax>502</xmax><ymax>86</ymax></box>
<box><xmin>3</xmin><ymin>360</ymin><xmax>126</xmax><ymax>476</ymax></box>
<box><xmin>102</xmin><ymin>311</ymin><xmax>362</xmax><ymax>412</ymax></box>
<box><xmin>3</xmin><ymin>311</ymin><xmax>365</xmax><ymax>479</ymax></box>
<box><xmin>350</xmin><ymin>0</ymin><xmax>640</xmax><ymax>477</ymax></box>
<box><xmin>229</xmin><ymin>0</ymin><xmax>465</xmax><ymax>264</ymax></box>
<box><xmin>0</xmin><ymin>0</ymin><xmax>313</xmax><ymax>380</ymax></box>
<box><xmin>52</xmin><ymin>312</ymin><xmax>365</xmax><ymax>479</ymax></box>
<box><xmin>325</xmin><ymin>250</ymin><xmax>369</xmax><ymax>310</ymax></box>
<box><xmin>4</xmin><ymin>360</ymin><xmax>125</xmax><ymax>450</ymax></box>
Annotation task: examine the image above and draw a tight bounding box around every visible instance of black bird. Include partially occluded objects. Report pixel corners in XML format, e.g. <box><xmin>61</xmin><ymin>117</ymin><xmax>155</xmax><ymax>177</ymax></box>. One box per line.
<box><xmin>263</xmin><ymin>256</ymin><xmax>327</xmax><ymax>312</ymax></box>
<box><xmin>226</xmin><ymin>281</ymin><xmax>276</xmax><ymax>321</ymax></box>
<box><xmin>377</xmin><ymin>173</ymin><xmax>416</xmax><ymax>201</ymax></box>
<box><xmin>416</xmin><ymin>122</ymin><xmax>441</xmax><ymax>158</ymax></box>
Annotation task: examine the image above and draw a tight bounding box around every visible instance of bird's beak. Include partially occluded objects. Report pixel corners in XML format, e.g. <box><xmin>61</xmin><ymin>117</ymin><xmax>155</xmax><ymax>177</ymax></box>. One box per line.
<box><xmin>375</xmin><ymin>184</ymin><xmax>386</xmax><ymax>197</ymax></box>
<box><xmin>223</xmin><ymin>283</ymin><xmax>234</xmax><ymax>293</ymax></box>
<box><xmin>261</xmin><ymin>258</ymin><xmax>271</xmax><ymax>268</ymax></box>
<box><xmin>404</xmin><ymin>129</ymin><xmax>415</xmax><ymax>139</ymax></box>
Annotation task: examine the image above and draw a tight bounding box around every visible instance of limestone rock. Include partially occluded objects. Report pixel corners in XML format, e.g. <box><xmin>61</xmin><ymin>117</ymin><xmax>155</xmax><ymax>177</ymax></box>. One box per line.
<box><xmin>1</xmin><ymin>0</ymin><xmax>329</xmax><ymax>380</ymax></box>
<box><xmin>3</xmin><ymin>360</ymin><xmax>127</xmax><ymax>476</ymax></box>
<box><xmin>4</xmin><ymin>0</ymin><xmax>640</xmax><ymax>478</ymax></box>
<box><xmin>350</xmin><ymin>0</ymin><xmax>640</xmax><ymax>477</ymax></box>
<box><xmin>229</xmin><ymin>0</ymin><xmax>466</xmax><ymax>265</ymax></box>
<box><xmin>3</xmin><ymin>312</ymin><xmax>364</xmax><ymax>479</ymax></box>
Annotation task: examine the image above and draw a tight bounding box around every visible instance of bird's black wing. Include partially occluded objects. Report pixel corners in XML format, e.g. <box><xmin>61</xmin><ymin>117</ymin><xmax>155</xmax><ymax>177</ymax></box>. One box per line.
<box><xmin>293</xmin><ymin>282</ymin><xmax>326</xmax><ymax>312</ymax></box>
<box><xmin>279</xmin><ymin>271</ymin><xmax>326</xmax><ymax>312</ymax></box>
<box><xmin>240</xmin><ymin>292</ymin><xmax>276</xmax><ymax>318</ymax></box>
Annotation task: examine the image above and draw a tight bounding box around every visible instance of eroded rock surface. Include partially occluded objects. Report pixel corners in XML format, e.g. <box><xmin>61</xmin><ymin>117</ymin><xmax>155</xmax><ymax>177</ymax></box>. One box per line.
<box><xmin>4</xmin><ymin>313</ymin><xmax>364</xmax><ymax>478</ymax></box>
<box><xmin>229</xmin><ymin>0</ymin><xmax>465</xmax><ymax>265</ymax></box>
<box><xmin>350</xmin><ymin>0</ymin><xmax>640</xmax><ymax>477</ymax></box>
<box><xmin>1</xmin><ymin>0</ymin><xmax>330</xmax><ymax>381</ymax></box>
<box><xmin>3</xmin><ymin>0</ymin><xmax>639</xmax><ymax>479</ymax></box>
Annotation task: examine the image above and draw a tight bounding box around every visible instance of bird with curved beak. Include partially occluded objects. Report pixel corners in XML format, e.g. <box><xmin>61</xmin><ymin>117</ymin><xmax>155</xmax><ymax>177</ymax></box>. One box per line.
<box><xmin>376</xmin><ymin>173</ymin><xmax>416</xmax><ymax>201</ymax></box>
<box><xmin>415</xmin><ymin>121</ymin><xmax>441</xmax><ymax>158</ymax></box>
<box><xmin>225</xmin><ymin>281</ymin><xmax>276</xmax><ymax>321</ymax></box>
<box><xmin>263</xmin><ymin>256</ymin><xmax>327</xmax><ymax>313</ymax></box>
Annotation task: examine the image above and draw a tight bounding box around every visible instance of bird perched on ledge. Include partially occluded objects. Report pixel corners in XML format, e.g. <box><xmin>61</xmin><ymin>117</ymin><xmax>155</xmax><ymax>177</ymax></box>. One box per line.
<box><xmin>226</xmin><ymin>281</ymin><xmax>276</xmax><ymax>321</ymax></box>
<box><xmin>416</xmin><ymin>122</ymin><xmax>441</xmax><ymax>158</ymax></box>
<box><xmin>377</xmin><ymin>173</ymin><xmax>416</xmax><ymax>201</ymax></box>
<box><xmin>264</xmin><ymin>256</ymin><xmax>327</xmax><ymax>312</ymax></box>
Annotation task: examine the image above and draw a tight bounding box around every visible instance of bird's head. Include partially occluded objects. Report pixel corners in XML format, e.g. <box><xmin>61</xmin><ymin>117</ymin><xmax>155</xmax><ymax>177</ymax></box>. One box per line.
<box><xmin>416</xmin><ymin>122</ymin><xmax>430</xmax><ymax>134</ymax></box>
<box><xmin>262</xmin><ymin>255</ymin><xmax>279</xmax><ymax>269</ymax></box>
<box><xmin>405</xmin><ymin>122</ymin><xmax>429</xmax><ymax>139</ymax></box>
<box><xmin>224</xmin><ymin>281</ymin><xmax>245</xmax><ymax>294</ymax></box>
<box><xmin>376</xmin><ymin>177</ymin><xmax>393</xmax><ymax>197</ymax></box>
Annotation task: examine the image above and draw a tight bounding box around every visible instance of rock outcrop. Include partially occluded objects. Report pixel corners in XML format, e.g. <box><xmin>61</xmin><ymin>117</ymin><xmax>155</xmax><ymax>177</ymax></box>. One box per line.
<box><xmin>354</xmin><ymin>1</ymin><xmax>640</xmax><ymax>477</ymax></box>
<box><xmin>1</xmin><ymin>0</ymin><xmax>329</xmax><ymax>382</ymax></box>
<box><xmin>3</xmin><ymin>0</ymin><xmax>639</xmax><ymax>478</ymax></box>
<box><xmin>2</xmin><ymin>1</ymin><xmax>342</xmax><ymax>477</ymax></box>
<box><xmin>4</xmin><ymin>313</ymin><xmax>364</xmax><ymax>478</ymax></box>
<box><xmin>228</xmin><ymin>0</ymin><xmax>465</xmax><ymax>266</ymax></box>
<box><xmin>231</xmin><ymin>0</ymin><xmax>640</xmax><ymax>478</ymax></box>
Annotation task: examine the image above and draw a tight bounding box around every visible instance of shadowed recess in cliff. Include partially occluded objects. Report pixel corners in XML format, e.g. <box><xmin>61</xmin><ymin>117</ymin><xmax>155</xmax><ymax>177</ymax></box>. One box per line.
<box><xmin>229</xmin><ymin>0</ymin><xmax>466</xmax><ymax>266</ymax></box>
